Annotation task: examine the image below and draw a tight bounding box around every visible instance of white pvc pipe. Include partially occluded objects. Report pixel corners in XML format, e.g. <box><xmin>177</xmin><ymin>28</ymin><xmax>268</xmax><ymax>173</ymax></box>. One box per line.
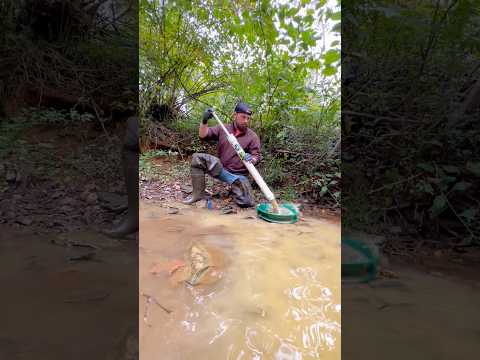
<box><xmin>211</xmin><ymin>112</ymin><xmax>276</xmax><ymax>202</ymax></box>
<box><xmin>243</xmin><ymin>161</ymin><xmax>275</xmax><ymax>201</ymax></box>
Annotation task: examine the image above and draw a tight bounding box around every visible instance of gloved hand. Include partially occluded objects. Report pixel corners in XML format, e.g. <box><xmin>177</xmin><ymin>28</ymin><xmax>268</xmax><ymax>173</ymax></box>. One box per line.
<box><xmin>244</xmin><ymin>153</ymin><xmax>253</xmax><ymax>162</ymax></box>
<box><xmin>202</xmin><ymin>108</ymin><xmax>214</xmax><ymax>124</ymax></box>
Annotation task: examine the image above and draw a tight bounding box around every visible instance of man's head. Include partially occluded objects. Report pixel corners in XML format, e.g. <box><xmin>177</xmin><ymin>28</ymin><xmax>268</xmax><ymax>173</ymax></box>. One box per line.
<box><xmin>233</xmin><ymin>102</ymin><xmax>252</xmax><ymax>132</ymax></box>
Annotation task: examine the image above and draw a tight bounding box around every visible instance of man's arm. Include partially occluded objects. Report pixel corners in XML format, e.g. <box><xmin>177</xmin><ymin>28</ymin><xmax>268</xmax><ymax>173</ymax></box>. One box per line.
<box><xmin>199</xmin><ymin>123</ymin><xmax>209</xmax><ymax>138</ymax></box>
<box><xmin>199</xmin><ymin>108</ymin><xmax>213</xmax><ymax>139</ymax></box>
<box><xmin>247</xmin><ymin>134</ymin><xmax>262</xmax><ymax>165</ymax></box>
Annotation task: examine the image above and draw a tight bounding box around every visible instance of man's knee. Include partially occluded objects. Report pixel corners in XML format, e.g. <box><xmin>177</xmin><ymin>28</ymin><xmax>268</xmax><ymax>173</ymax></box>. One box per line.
<box><xmin>191</xmin><ymin>153</ymin><xmax>206</xmax><ymax>171</ymax></box>
<box><xmin>191</xmin><ymin>153</ymin><xmax>222</xmax><ymax>177</ymax></box>
<box><xmin>191</xmin><ymin>152</ymin><xmax>203</xmax><ymax>166</ymax></box>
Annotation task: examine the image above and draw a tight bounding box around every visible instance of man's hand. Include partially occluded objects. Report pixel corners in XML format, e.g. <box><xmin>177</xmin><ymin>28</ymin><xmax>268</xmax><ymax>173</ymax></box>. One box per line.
<box><xmin>202</xmin><ymin>108</ymin><xmax>214</xmax><ymax>124</ymax></box>
<box><xmin>244</xmin><ymin>153</ymin><xmax>253</xmax><ymax>162</ymax></box>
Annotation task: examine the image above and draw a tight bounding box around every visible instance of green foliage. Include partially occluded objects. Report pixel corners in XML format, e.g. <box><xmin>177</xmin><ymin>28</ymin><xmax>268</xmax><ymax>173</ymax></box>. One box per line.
<box><xmin>280</xmin><ymin>185</ymin><xmax>299</xmax><ymax>202</ymax></box>
<box><xmin>343</xmin><ymin>0</ymin><xmax>480</xmax><ymax>241</ymax></box>
<box><xmin>26</xmin><ymin>107</ymin><xmax>95</xmax><ymax>126</ymax></box>
<box><xmin>140</xmin><ymin>150</ymin><xmax>167</xmax><ymax>179</ymax></box>
<box><xmin>139</xmin><ymin>0</ymin><xmax>340</xmax><ymax>115</ymax></box>
<box><xmin>140</xmin><ymin>0</ymin><xmax>341</xmax><ymax>208</ymax></box>
<box><xmin>1</xmin><ymin>1</ymin><xmax>138</xmax><ymax>118</ymax></box>
<box><xmin>0</xmin><ymin>118</ymin><xmax>31</xmax><ymax>159</ymax></box>
<box><xmin>0</xmin><ymin>107</ymin><xmax>96</xmax><ymax>160</ymax></box>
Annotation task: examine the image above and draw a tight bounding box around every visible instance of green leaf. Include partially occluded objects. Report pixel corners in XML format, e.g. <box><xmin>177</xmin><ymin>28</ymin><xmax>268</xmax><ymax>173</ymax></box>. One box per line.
<box><xmin>287</xmin><ymin>7</ymin><xmax>299</xmax><ymax>17</ymax></box>
<box><xmin>322</xmin><ymin>65</ymin><xmax>336</xmax><ymax>76</ymax></box>
<box><xmin>316</xmin><ymin>0</ymin><xmax>327</xmax><ymax>9</ymax></box>
<box><xmin>306</xmin><ymin>59</ymin><xmax>321</xmax><ymax>69</ymax></box>
<box><xmin>442</xmin><ymin>176</ymin><xmax>457</xmax><ymax>184</ymax></box>
<box><xmin>304</xmin><ymin>15</ymin><xmax>314</xmax><ymax>24</ymax></box>
<box><xmin>430</xmin><ymin>194</ymin><xmax>448</xmax><ymax>218</ymax></box>
<box><xmin>425</xmin><ymin>140</ymin><xmax>443</xmax><ymax>147</ymax></box>
<box><xmin>417</xmin><ymin>163</ymin><xmax>434</xmax><ymax>172</ymax></box>
<box><xmin>460</xmin><ymin>208</ymin><xmax>477</xmax><ymax>221</ymax></box>
<box><xmin>323</xmin><ymin>49</ymin><xmax>340</xmax><ymax>64</ymax></box>
<box><xmin>320</xmin><ymin>186</ymin><xmax>328</xmax><ymax>196</ymax></box>
<box><xmin>442</xmin><ymin>165</ymin><xmax>460</xmax><ymax>173</ymax></box>
<box><xmin>287</xmin><ymin>24</ymin><xmax>297</xmax><ymax>38</ymax></box>
<box><xmin>421</xmin><ymin>182</ymin><xmax>434</xmax><ymax>194</ymax></box>
<box><xmin>451</xmin><ymin>181</ymin><xmax>472</xmax><ymax>192</ymax></box>
<box><xmin>327</xmin><ymin>11</ymin><xmax>341</xmax><ymax>21</ymax></box>
<box><xmin>330</xmin><ymin>40</ymin><xmax>340</xmax><ymax>47</ymax></box>
<box><xmin>467</xmin><ymin>162</ymin><xmax>480</xmax><ymax>176</ymax></box>
<box><xmin>331</xmin><ymin>22</ymin><xmax>341</xmax><ymax>32</ymax></box>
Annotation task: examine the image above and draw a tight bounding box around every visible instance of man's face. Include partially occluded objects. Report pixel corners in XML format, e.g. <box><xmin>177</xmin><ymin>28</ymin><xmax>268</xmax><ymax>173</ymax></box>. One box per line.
<box><xmin>234</xmin><ymin>112</ymin><xmax>251</xmax><ymax>131</ymax></box>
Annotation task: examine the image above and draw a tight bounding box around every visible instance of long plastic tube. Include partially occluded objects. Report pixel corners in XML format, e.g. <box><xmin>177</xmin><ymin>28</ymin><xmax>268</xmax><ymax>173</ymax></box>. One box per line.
<box><xmin>211</xmin><ymin>112</ymin><xmax>276</xmax><ymax>202</ymax></box>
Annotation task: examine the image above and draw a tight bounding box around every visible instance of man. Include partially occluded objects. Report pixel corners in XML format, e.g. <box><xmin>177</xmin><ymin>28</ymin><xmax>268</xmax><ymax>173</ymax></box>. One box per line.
<box><xmin>183</xmin><ymin>102</ymin><xmax>261</xmax><ymax>208</ymax></box>
<box><xmin>103</xmin><ymin>116</ymin><xmax>139</xmax><ymax>238</ymax></box>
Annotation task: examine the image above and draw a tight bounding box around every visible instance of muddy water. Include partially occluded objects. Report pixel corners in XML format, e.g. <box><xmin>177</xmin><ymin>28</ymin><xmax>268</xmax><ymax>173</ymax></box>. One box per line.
<box><xmin>0</xmin><ymin>226</ymin><xmax>137</xmax><ymax>360</ymax></box>
<box><xmin>139</xmin><ymin>202</ymin><xmax>341</xmax><ymax>360</ymax></box>
<box><xmin>343</xmin><ymin>267</ymin><xmax>480</xmax><ymax>360</ymax></box>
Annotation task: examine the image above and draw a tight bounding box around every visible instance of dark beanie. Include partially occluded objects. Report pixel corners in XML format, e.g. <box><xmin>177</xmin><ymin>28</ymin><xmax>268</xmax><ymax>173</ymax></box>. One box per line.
<box><xmin>234</xmin><ymin>102</ymin><xmax>252</xmax><ymax>115</ymax></box>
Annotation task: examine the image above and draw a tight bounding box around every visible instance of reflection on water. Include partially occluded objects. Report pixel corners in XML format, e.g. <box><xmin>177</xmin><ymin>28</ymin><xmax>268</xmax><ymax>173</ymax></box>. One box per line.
<box><xmin>140</xmin><ymin>202</ymin><xmax>340</xmax><ymax>360</ymax></box>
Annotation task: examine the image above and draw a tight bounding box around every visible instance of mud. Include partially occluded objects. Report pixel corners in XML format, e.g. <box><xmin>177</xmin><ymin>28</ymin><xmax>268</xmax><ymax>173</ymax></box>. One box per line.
<box><xmin>0</xmin><ymin>226</ymin><xmax>138</xmax><ymax>360</ymax></box>
<box><xmin>343</xmin><ymin>264</ymin><xmax>480</xmax><ymax>360</ymax></box>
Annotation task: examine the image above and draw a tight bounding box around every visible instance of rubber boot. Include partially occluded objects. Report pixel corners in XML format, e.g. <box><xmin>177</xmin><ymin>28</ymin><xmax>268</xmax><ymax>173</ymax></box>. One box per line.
<box><xmin>230</xmin><ymin>177</ymin><xmax>255</xmax><ymax>208</ymax></box>
<box><xmin>183</xmin><ymin>168</ymin><xmax>207</xmax><ymax>205</ymax></box>
<box><xmin>103</xmin><ymin>149</ymin><xmax>139</xmax><ymax>238</ymax></box>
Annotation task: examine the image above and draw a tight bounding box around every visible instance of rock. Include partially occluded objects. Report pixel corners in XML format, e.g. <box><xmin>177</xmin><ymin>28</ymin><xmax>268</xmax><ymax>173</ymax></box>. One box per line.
<box><xmin>60</xmin><ymin>205</ymin><xmax>73</xmax><ymax>213</ymax></box>
<box><xmin>0</xmin><ymin>182</ymin><xmax>8</xmax><ymax>192</ymax></box>
<box><xmin>52</xmin><ymin>191</ymin><xmax>64</xmax><ymax>199</ymax></box>
<box><xmin>5</xmin><ymin>169</ymin><xmax>17</xmax><ymax>183</ymax></box>
<box><xmin>84</xmin><ymin>183</ymin><xmax>97</xmax><ymax>192</ymax></box>
<box><xmin>194</xmin><ymin>200</ymin><xmax>208</xmax><ymax>208</ymax></box>
<box><xmin>17</xmin><ymin>217</ymin><xmax>33</xmax><ymax>225</ymax></box>
<box><xmin>292</xmin><ymin>203</ymin><xmax>304</xmax><ymax>211</ymax></box>
<box><xmin>23</xmin><ymin>202</ymin><xmax>38</xmax><ymax>210</ymax></box>
<box><xmin>97</xmin><ymin>191</ymin><xmax>128</xmax><ymax>211</ymax></box>
<box><xmin>390</xmin><ymin>226</ymin><xmax>402</xmax><ymax>234</ymax></box>
<box><xmin>379</xmin><ymin>255</ymin><xmax>390</xmax><ymax>268</ymax></box>
<box><xmin>80</xmin><ymin>191</ymin><xmax>89</xmax><ymax>201</ymax></box>
<box><xmin>86</xmin><ymin>193</ymin><xmax>98</xmax><ymax>205</ymax></box>
<box><xmin>222</xmin><ymin>206</ymin><xmax>237</xmax><ymax>214</ymax></box>
<box><xmin>60</xmin><ymin>197</ymin><xmax>76</xmax><ymax>206</ymax></box>
<box><xmin>14</xmin><ymin>171</ymin><xmax>22</xmax><ymax>183</ymax></box>
<box><xmin>181</xmin><ymin>185</ymin><xmax>193</xmax><ymax>193</ymax></box>
<box><xmin>69</xmin><ymin>252</ymin><xmax>96</xmax><ymax>261</ymax></box>
<box><xmin>108</xmin><ymin>326</ymin><xmax>138</xmax><ymax>360</ymax></box>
